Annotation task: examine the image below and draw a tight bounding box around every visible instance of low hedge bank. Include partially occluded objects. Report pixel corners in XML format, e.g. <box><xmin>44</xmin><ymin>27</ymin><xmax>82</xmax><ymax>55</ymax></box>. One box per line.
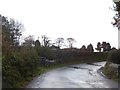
<box><xmin>54</xmin><ymin>50</ymin><xmax>108</xmax><ymax>63</ymax></box>
<box><xmin>103</xmin><ymin>49</ymin><xmax>120</xmax><ymax>82</ymax></box>
<box><xmin>103</xmin><ymin>61</ymin><xmax>120</xmax><ymax>81</ymax></box>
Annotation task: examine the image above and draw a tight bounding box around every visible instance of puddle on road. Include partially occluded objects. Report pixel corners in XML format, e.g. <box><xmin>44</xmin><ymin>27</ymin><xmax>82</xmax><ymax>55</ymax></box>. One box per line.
<box><xmin>68</xmin><ymin>66</ymin><xmax>89</xmax><ymax>69</ymax></box>
<box><xmin>68</xmin><ymin>66</ymin><xmax>94</xmax><ymax>72</ymax></box>
<box><xmin>86</xmin><ymin>63</ymin><xmax>102</xmax><ymax>66</ymax></box>
<box><xmin>69</xmin><ymin>65</ymin><xmax>99</xmax><ymax>77</ymax></box>
<box><xmin>68</xmin><ymin>62</ymin><xmax>103</xmax><ymax>70</ymax></box>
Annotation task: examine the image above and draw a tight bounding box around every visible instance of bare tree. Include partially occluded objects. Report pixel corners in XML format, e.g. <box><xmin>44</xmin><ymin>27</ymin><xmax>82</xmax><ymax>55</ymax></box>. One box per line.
<box><xmin>41</xmin><ymin>35</ymin><xmax>51</xmax><ymax>47</ymax></box>
<box><xmin>23</xmin><ymin>35</ymin><xmax>34</xmax><ymax>47</ymax></box>
<box><xmin>2</xmin><ymin>15</ymin><xmax>24</xmax><ymax>54</ymax></box>
<box><xmin>67</xmin><ymin>38</ymin><xmax>76</xmax><ymax>48</ymax></box>
<box><xmin>54</xmin><ymin>38</ymin><xmax>64</xmax><ymax>48</ymax></box>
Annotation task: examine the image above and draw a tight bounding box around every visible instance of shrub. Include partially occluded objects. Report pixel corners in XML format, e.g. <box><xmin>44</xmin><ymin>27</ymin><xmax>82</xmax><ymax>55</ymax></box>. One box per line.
<box><xmin>2</xmin><ymin>47</ymin><xmax>40</xmax><ymax>88</ymax></box>
<box><xmin>39</xmin><ymin>47</ymin><xmax>56</xmax><ymax>59</ymax></box>
<box><xmin>108</xmin><ymin>49</ymin><xmax>120</xmax><ymax>64</ymax></box>
<box><xmin>2</xmin><ymin>54</ymin><xmax>22</xmax><ymax>88</ymax></box>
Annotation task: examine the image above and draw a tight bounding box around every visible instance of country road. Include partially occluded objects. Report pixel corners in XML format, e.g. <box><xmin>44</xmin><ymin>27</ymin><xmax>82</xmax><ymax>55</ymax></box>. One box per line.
<box><xmin>26</xmin><ymin>62</ymin><xmax>118</xmax><ymax>88</ymax></box>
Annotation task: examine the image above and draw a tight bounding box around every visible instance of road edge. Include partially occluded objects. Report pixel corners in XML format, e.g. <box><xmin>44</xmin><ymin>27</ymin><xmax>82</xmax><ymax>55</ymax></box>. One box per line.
<box><xmin>97</xmin><ymin>67</ymin><xmax>107</xmax><ymax>78</ymax></box>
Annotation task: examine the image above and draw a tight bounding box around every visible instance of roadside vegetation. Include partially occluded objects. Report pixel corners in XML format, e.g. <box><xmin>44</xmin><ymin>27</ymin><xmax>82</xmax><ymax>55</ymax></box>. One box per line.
<box><xmin>103</xmin><ymin>49</ymin><xmax>120</xmax><ymax>82</ymax></box>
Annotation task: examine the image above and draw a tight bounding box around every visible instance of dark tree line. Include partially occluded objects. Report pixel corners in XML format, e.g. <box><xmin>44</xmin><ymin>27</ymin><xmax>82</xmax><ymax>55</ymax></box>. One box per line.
<box><xmin>95</xmin><ymin>42</ymin><xmax>113</xmax><ymax>52</ymax></box>
<box><xmin>22</xmin><ymin>34</ymin><xmax>115</xmax><ymax>53</ymax></box>
<box><xmin>80</xmin><ymin>44</ymin><xmax>94</xmax><ymax>52</ymax></box>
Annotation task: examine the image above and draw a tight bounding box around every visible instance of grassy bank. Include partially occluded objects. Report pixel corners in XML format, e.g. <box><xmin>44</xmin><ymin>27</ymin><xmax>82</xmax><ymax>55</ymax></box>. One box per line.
<box><xmin>102</xmin><ymin>50</ymin><xmax>120</xmax><ymax>82</ymax></box>
<box><xmin>102</xmin><ymin>61</ymin><xmax>120</xmax><ymax>82</ymax></box>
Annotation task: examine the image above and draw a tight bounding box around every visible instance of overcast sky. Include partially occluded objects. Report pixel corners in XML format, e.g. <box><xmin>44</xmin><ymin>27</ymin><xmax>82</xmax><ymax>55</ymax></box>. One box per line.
<box><xmin>0</xmin><ymin>0</ymin><xmax>119</xmax><ymax>49</ymax></box>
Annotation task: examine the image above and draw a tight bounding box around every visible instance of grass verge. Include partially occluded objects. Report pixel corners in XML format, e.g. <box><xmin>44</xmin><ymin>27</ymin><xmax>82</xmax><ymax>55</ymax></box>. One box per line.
<box><xmin>102</xmin><ymin>61</ymin><xmax>120</xmax><ymax>82</ymax></box>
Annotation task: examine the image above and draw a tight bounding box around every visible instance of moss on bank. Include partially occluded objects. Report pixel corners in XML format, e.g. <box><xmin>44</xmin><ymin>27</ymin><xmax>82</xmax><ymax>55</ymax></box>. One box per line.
<box><xmin>102</xmin><ymin>61</ymin><xmax>120</xmax><ymax>82</ymax></box>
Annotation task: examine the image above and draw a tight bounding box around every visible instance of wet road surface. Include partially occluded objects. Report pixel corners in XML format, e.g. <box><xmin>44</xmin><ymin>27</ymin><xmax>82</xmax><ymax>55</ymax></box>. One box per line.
<box><xmin>27</xmin><ymin>62</ymin><xmax>118</xmax><ymax>88</ymax></box>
